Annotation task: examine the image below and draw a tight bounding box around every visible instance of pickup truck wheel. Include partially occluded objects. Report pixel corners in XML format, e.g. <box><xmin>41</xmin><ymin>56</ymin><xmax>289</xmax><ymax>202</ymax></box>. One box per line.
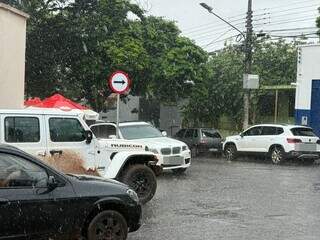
<box><xmin>121</xmin><ymin>164</ymin><xmax>157</xmax><ymax>204</ymax></box>
<box><xmin>270</xmin><ymin>146</ymin><xmax>285</xmax><ymax>164</ymax></box>
<box><xmin>224</xmin><ymin>144</ymin><xmax>237</xmax><ymax>161</ymax></box>
<box><xmin>87</xmin><ymin>210</ymin><xmax>127</xmax><ymax>240</ymax></box>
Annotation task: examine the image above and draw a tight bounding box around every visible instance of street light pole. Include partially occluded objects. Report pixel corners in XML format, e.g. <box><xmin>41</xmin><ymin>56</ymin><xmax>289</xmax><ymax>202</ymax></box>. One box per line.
<box><xmin>200</xmin><ymin>1</ymin><xmax>254</xmax><ymax>130</ymax></box>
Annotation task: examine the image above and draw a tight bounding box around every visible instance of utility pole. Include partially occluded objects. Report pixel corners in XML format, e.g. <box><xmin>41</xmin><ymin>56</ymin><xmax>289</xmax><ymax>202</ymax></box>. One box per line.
<box><xmin>200</xmin><ymin>1</ymin><xmax>255</xmax><ymax>130</ymax></box>
<box><xmin>243</xmin><ymin>0</ymin><xmax>253</xmax><ymax>130</ymax></box>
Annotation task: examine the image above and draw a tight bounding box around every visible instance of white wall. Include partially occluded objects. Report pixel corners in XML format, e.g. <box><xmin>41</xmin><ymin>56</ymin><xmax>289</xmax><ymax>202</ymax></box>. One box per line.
<box><xmin>295</xmin><ymin>44</ymin><xmax>320</xmax><ymax>110</ymax></box>
<box><xmin>0</xmin><ymin>4</ymin><xmax>28</xmax><ymax>109</ymax></box>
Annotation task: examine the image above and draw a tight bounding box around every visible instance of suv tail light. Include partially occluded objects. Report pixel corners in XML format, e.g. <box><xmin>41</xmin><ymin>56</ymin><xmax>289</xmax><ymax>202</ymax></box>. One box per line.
<box><xmin>287</xmin><ymin>138</ymin><xmax>302</xmax><ymax>144</ymax></box>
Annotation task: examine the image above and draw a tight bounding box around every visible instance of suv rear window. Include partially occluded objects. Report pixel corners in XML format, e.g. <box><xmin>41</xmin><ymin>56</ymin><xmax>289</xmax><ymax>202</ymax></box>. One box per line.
<box><xmin>290</xmin><ymin>127</ymin><xmax>316</xmax><ymax>137</ymax></box>
<box><xmin>202</xmin><ymin>129</ymin><xmax>221</xmax><ymax>138</ymax></box>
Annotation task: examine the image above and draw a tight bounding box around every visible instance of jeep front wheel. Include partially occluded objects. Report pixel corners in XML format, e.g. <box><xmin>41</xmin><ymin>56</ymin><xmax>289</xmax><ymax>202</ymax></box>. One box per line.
<box><xmin>120</xmin><ymin>164</ymin><xmax>157</xmax><ymax>204</ymax></box>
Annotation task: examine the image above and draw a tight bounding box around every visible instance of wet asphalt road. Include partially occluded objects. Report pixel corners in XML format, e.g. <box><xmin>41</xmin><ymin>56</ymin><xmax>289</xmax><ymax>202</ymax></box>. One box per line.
<box><xmin>130</xmin><ymin>156</ymin><xmax>320</xmax><ymax>240</ymax></box>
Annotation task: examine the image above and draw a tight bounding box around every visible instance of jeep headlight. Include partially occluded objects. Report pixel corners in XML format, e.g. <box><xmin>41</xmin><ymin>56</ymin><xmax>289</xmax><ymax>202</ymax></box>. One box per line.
<box><xmin>127</xmin><ymin>189</ymin><xmax>139</xmax><ymax>203</ymax></box>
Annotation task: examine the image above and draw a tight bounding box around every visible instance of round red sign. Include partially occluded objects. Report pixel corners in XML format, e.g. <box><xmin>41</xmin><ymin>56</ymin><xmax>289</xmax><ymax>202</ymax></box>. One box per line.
<box><xmin>108</xmin><ymin>71</ymin><xmax>131</xmax><ymax>94</ymax></box>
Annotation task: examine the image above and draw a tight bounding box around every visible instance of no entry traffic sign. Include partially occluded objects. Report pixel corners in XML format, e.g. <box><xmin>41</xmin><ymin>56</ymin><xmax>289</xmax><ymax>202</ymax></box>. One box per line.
<box><xmin>109</xmin><ymin>71</ymin><xmax>131</xmax><ymax>94</ymax></box>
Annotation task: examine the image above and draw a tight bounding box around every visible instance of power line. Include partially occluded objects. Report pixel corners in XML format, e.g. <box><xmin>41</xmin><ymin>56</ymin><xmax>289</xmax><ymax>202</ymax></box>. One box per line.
<box><xmin>200</xmin><ymin>28</ymin><xmax>235</xmax><ymax>48</ymax></box>
<box><xmin>257</xmin><ymin>27</ymin><xmax>318</xmax><ymax>33</ymax></box>
<box><xmin>184</xmin><ymin>21</ymin><xmax>246</xmax><ymax>39</ymax></box>
<box><xmin>254</xmin><ymin>0</ymin><xmax>320</xmax><ymax>13</ymax></box>
<box><xmin>254</xmin><ymin>3</ymin><xmax>319</xmax><ymax>18</ymax></box>
<box><xmin>184</xmin><ymin>17</ymin><xmax>246</xmax><ymax>35</ymax></box>
<box><xmin>181</xmin><ymin>13</ymin><xmax>246</xmax><ymax>32</ymax></box>
<box><xmin>254</xmin><ymin>16</ymin><xmax>318</xmax><ymax>28</ymax></box>
<box><xmin>253</xmin><ymin>9</ymin><xmax>318</xmax><ymax>22</ymax></box>
<box><xmin>270</xmin><ymin>32</ymin><xmax>319</xmax><ymax>37</ymax></box>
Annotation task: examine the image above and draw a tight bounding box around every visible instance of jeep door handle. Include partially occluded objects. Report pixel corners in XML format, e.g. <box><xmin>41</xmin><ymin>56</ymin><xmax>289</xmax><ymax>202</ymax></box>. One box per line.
<box><xmin>0</xmin><ymin>198</ymin><xmax>9</xmax><ymax>205</ymax></box>
<box><xmin>50</xmin><ymin>150</ymin><xmax>63</xmax><ymax>155</ymax></box>
<box><xmin>36</xmin><ymin>150</ymin><xmax>47</xmax><ymax>157</ymax></box>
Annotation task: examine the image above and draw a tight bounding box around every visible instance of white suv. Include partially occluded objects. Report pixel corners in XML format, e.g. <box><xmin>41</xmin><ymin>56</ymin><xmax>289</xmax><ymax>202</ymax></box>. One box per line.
<box><xmin>90</xmin><ymin>121</ymin><xmax>191</xmax><ymax>174</ymax></box>
<box><xmin>223</xmin><ymin>124</ymin><xmax>320</xmax><ymax>164</ymax></box>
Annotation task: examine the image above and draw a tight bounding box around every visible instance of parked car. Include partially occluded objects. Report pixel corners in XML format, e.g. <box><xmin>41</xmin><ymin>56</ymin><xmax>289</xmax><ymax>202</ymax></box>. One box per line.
<box><xmin>90</xmin><ymin>121</ymin><xmax>191</xmax><ymax>174</ymax></box>
<box><xmin>0</xmin><ymin>144</ymin><xmax>141</xmax><ymax>240</ymax></box>
<box><xmin>223</xmin><ymin>124</ymin><xmax>320</xmax><ymax>164</ymax></box>
<box><xmin>174</xmin><ymin>128</ymin><xmax>223</xmax><ymax>157</ymax></box>
<box><xmin>0</xmin><ymin>108</ymin><xmax>159</xmax><ymax>204</ymax></box>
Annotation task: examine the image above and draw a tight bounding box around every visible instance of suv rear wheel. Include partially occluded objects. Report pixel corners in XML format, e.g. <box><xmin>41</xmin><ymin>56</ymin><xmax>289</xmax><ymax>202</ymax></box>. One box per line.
<box><xmin>224</xmin><ymin>144</ymin><xmax>237</xmax><ymax>161</ymax></box>
<box><xmin>270</xmin><ymin>146</ymin><xmax>285</xmax><ymax>164</ymax></box>
<box><xmin>120</xmin><ymin>164</ymin><xmax>157</xmax><ymax>204</ymax></box>
<box><xmin>87</xmin><ymin>210</ymin><xmax>127</xmax><ymax>240</ymax></box>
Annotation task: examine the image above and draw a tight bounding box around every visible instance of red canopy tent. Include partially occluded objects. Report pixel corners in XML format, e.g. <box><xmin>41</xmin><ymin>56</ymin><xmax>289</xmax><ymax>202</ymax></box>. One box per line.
<box><xmin>24</xmin><ymin>94</ymin><xmax>98</xmax><ymax>120</ymax></box>
<box><xmin>32</xmin><ymin>94</ymin><xmax>88</xmax><ymax>110</ymax></box>
<box><xmin>24</xmin><ymin>97</ymin><xmax>42</xmax><ymax>107</ymax></box>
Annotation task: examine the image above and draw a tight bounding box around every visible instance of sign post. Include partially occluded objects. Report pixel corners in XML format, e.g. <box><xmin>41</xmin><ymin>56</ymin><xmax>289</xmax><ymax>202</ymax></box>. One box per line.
<box><xmin>108</xmin><ymin>71</ymin><xmax>131</xmax><ymax>138</ymax></box>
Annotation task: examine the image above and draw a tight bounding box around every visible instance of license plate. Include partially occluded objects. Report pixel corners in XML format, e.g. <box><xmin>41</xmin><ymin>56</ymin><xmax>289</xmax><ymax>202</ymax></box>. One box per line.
<box><xmin>163</xmin><ymin>156</ymin><xmax>184</xmax><ymax>165</ymax></box>
<box><xmin>295</xmin><ymin>143</ymin><xmax>317</xmax><ymax>152</ymax></box>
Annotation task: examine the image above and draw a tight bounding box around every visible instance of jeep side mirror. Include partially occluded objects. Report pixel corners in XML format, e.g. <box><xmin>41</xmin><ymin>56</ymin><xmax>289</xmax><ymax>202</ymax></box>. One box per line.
<box><xmin>162</xmin><ymin>131</ymin><xmax>167</xmax><ymax>137</ymax></box>
<box><xmin>240</xmin><ymin>132</ymin><xmax>244</xmax><ymax>138</ymax></box>
<box><xmin>85</xmin><ymin>130</ymin><xmax>93</xmax><ymax>144</ymax></box>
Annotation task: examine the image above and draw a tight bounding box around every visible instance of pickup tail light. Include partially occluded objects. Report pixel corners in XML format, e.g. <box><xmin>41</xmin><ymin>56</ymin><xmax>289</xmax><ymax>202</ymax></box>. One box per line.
<box><xmin>287</xmin><ymin>138</ymin><xmax>302</xmax><ymax>144</ymax></box>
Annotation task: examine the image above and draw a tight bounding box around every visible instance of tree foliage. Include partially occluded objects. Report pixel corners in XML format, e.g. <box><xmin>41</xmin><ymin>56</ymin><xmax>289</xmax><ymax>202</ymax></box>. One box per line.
<box><xmin>1</xmin><ymin>0</ymin><xmax>208</xmax><ymax>111</ymax></box>
<box><xmin>317</xmin><ymin>7</ymin><xmax>320</xmax><ymax>36</ymax></box>
<box><xmin>183</xmin><ymin>38</ymin><xmax>300</xmax><ymax>130</ymax></box>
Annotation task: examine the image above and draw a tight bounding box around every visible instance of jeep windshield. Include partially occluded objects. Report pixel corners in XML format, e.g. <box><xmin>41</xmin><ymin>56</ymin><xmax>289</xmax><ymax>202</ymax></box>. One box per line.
<box><xmin>120</xmin><ymin>125</ymin><xmax>163</xmax><ymax>140</ymax></box>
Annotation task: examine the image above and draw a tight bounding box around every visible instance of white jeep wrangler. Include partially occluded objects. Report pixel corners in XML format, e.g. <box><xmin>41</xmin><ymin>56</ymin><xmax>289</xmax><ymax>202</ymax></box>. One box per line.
<box><xmin>0</xmin><ymin>108</ymin><xmax>160</xmax><ymax>204</ymax></box>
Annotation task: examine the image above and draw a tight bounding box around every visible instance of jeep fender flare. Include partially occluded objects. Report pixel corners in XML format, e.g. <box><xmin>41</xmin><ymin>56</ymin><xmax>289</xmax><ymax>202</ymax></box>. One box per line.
<box><xmin>102</xmin><ymin>151</ymin><xmax>158</xmax><ymax>179</ymax></box>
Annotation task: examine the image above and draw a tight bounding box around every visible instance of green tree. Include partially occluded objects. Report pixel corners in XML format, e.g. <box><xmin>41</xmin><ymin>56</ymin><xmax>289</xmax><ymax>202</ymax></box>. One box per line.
<box><xmin>183</xmin><ymin>38</ymin><xmax>302</xmax><ymax>130</ymax></box>
<box><xmin>317</xmin><ymin>7</ymin><xmax>320</xmax><ymax>36</ymax></box>
<box><xmin>2</xmin><ymin>0</ymin><xmax>208</xmax><ymax>111</ymax></box>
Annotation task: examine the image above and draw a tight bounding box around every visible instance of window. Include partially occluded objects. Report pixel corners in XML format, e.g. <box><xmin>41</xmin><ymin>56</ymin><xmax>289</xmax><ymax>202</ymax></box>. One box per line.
<box><xmin>194</xmin><ymin>129</ymin><xmax>198</xmax><ymax>138</ymax></box>
<box><xmin>175</xmin><ymin>129</ymin><xmax>186</xmax><ymax>138</ymax></box>
<box><xmin>0</xmin><ymin>153</ymin><xmax>48</xmax><ymax>188</ymax></box>
<box><xmin>202</xmin><ymin>129</ymin><xmax>221</xmax><ymax>139</ymax></box>
<box><xmin>91</xmin><ymin>125</ymin><xmax>116</xmax><ymax>139</ymax></box>
<box><xmin>5</xmin><ymin>117</ymin><xmax>40</xmax><ymax>143</ymax></box>
<box><xmin>243</xmin><ymin>127</ymin><xmax>262</xmax><ymax>136</ymax></box>
<box><xmin>291</xmin><ymin>127</ymin><xmax>316</xmax><ymax>137</ymax></box>
<box><xmin>276</xmin><ymin>127</ymin><xmax>284</xmax><ymax>135</ymax></box>
<box><xmin>119</xmin><ymin>124</ymin><xmax>163</xmax><ymax>140</ymax></box>
<box><xmin>49</xmin><ymin>118</ymin><xmax>86</xmax><ymax>142</ymax></box>
<box><xmin>184</xmin><ymin>129</ymin><xmax>194</xmax><ymax>138</ymax></box>
<box><xmin>261</xmin><ymin>127</ymin><xmax>277</xmax><ymax>135</ymax></box>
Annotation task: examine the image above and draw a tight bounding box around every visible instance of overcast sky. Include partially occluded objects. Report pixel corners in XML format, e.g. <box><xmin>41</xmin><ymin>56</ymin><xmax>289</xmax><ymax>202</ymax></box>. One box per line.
<box><xmin>134</xmin><ymin>0</ymin><xmax>320</xmax><ymax>51</ymax></box>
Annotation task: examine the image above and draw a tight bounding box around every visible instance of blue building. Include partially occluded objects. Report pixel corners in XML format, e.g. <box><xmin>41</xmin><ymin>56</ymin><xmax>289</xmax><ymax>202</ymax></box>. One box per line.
<box><xmin>295</xmin><ymin>44</ymin><xmax>320</xmax><ymax>136</ymax></box>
